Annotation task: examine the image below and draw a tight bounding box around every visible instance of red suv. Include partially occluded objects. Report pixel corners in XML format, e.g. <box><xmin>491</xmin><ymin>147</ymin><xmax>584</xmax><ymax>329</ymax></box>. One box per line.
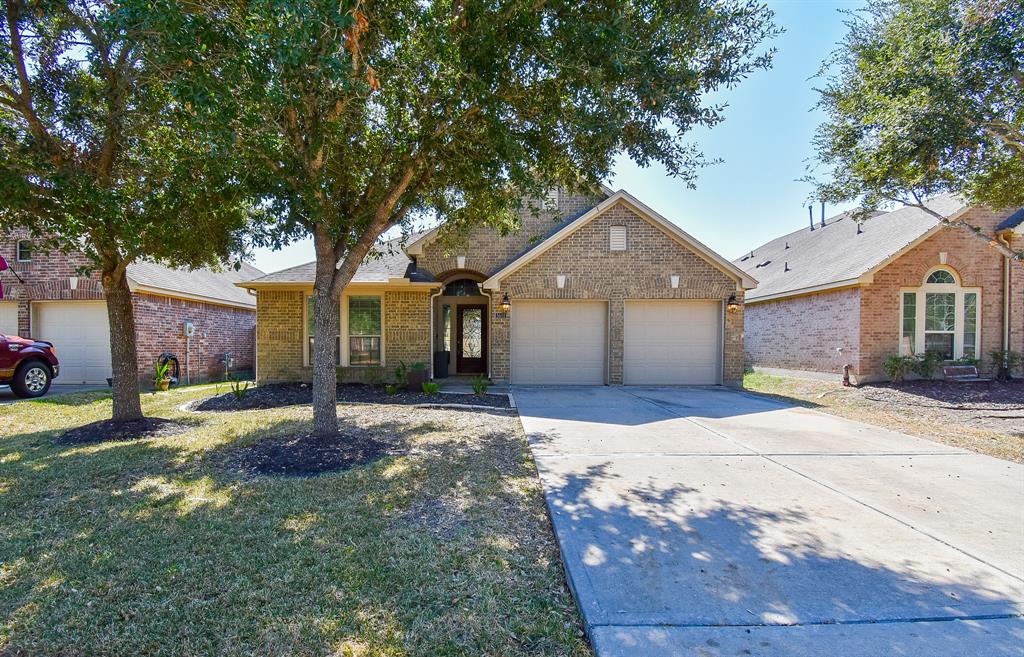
<box><xmin>0</xmin><ymin>334</ymin><xmax>60</xmax><ymax>398</ymax></box>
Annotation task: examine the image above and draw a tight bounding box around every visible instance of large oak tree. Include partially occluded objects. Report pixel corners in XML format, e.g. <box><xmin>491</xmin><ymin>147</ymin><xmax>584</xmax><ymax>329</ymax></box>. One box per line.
<box><xmin>811</xmin><ymin>0</ymin><xmax>1023</xmax><ymax>258</ymax></box>
<box><xmin>0</xmin><ymin>0</ymin><xmax>252</xmax><ymax>420</ymax></box>
<box><xmin>172</xmin><ymin>0</ymin><xmax>779</xmax><ymax>435</ymax></box>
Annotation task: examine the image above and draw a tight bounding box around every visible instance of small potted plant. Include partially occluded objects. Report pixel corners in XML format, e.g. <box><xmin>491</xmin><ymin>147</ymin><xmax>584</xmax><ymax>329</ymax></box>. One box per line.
<box><xmin>406</xmin><ymin>361</ymin><xmax>428</xmax><ymax>391</ymax></box>
<box><xmin>153</xmin><ymin>359</ymin><xmax>173</xmax><ymax>392</ymax></box>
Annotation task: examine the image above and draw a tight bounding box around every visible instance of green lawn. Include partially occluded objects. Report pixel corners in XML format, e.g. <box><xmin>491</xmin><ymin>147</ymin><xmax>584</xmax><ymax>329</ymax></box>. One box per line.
<box><xmin>0</xmin><ymin>388</ymin><xmax>589</xmax><ymax>656</ymax></box>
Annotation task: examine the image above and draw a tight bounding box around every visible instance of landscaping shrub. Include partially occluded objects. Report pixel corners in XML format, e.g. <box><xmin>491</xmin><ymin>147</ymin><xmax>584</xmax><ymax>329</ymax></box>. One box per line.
<box><xmin>912</xmin><ymin>351</ymin><xmax>943</xmax><ymax>379</ymax></box>
<box><xmin>471</xmin><ymin>374</ymin><xmax>489</xmax><ymax>397</ymax></box>
<box><xmin>421</xmin><ymin>381</ymin><xmax>440</xmax><ymax>395</ymax></box>
<box><xmin>883</xmin><ymin>355</ymin><xmax>916</xmax><ymax>382</ymax></box>
<box><xmin>990</xmin><ymin>350</ymin><xmax>1024</xmax><ymax>382</ymax></box>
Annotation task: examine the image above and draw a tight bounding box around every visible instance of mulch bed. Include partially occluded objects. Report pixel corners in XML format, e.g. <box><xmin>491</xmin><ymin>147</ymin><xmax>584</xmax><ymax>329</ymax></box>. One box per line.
<box><xmin>229</xmin><ymin>428</ymin><xmax>399</xmax><ymax>477</ymax></box>
<box><xmin>856</xmin><ymin>379</ymin><xmax>1024</xmax><ymax>433</ymax></box>
<box><xmin>56</xmin><ymin>417</ymin><xmax>190</xmax><ymax>445</ymax></box>
<box><xmin>194</xmin><ymin>383</ymin><xmax>511</xmax><ymax>412</ymax></box>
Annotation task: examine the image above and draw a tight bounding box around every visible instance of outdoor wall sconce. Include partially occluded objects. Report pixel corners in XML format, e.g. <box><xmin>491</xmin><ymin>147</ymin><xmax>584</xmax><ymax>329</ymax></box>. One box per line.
<box><xmin>556</xmin><ymin>275</ymin><xmax>566</xmax><ymax>289</ymax></box>
<box><xmin>670</xmin><ymin>274</ymin><xmax>680</xmax><ymax>289</ymax></box>
<box><xmin>497</xmin><ymin>293</ymin><xmax>511</xmax><ymax>314</ymax></box>
<box><xmin>726</xmin><ymin>293</ymin><xmax>741</xmax><ymax>312</ymax></box>
<box><xmin>456</xmin><ymin>255</ymin><xmax>466</xmax><ymax>269</ymax></box>
<box><xmin>69</xmin><ymin>276</ymin><xmax>78</xmax><ymax>290</ymax></box>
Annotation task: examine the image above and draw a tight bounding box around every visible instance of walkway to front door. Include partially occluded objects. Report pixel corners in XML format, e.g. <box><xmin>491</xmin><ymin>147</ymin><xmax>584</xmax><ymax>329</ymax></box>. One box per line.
<box><xmin>514</xmin><ymin>386</ymin><xmax>1024</xmax><ymax>657</ymax></box>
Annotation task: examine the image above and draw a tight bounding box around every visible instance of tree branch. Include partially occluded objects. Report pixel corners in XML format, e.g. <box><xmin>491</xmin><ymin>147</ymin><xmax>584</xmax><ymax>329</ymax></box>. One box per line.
<box><xmin>4</xmin><ymin>0</ymin><xmax>55</xmax><ymax>147</ymax></box>
<box><xmin>903</xmin><ymin>200</ymin><xmax>1023</xmax><ymax>260</ymax></box>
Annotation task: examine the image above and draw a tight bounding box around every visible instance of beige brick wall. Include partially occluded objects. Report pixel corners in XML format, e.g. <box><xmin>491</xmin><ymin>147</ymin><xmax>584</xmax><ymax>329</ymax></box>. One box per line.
<box><xmin>744</xmin><ymin>288</ymin><xmax>861</xmax><ymax>375</ymax></box>
<box><xmin>383</xmin><ymin>290</ymin><xmax>431</xmax><ymax>370</ymax></box>
<box><xmin>257</xmin><ymin>287</ymin><xmax>434</xmax><ymax>385</ymax></box>
<box><xmin>860</xmin><ymin>207</ymin><xmax>1023</xmax><ymax>378</ymax></box>
<box><xmin>492</xmin><ymin>200</ymin><xmax>744</xmax><ymax>384</ymax></box>
<box><xmin>416</xmin><ymin>189</ymin><xmax>602</xmax><ymax>278</ymax></box>
<box><xmin>255</xmin><ymin>289</ymin><xmax>308</xmax><ymax>384</ymax></box>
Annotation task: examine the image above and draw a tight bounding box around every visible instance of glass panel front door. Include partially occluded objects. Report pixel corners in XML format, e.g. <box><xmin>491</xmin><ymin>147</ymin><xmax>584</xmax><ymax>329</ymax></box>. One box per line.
<box><xmin>456</xmin><ymin>305</ymin><xmax>487</xmax><ymax>374</ymax></box>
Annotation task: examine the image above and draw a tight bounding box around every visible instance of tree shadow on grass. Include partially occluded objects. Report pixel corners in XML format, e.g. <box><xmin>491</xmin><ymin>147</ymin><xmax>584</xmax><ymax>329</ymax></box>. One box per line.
<box><xmin>537</xmin><ymin>460</ymin><xmax>1023</xmax><ymax>655</ymax></box>
<box><xmin>0</xmin><ymin>406</ymin><xmax>588</xmax><ymax>656</ymax></box>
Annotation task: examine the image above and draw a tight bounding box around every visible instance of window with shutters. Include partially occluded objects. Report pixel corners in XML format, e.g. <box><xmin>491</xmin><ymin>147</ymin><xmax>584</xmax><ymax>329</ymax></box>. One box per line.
<box><xmin>609</xmin><ymin>225</ymin><xmax>627</xmax><ymax>251</ymax></box>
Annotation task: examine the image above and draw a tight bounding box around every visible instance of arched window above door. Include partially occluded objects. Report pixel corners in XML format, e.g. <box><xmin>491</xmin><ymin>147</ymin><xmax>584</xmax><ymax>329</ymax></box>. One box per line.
<box><xmin>443</xmin><ymin>279</ymin><xmax>481</xmax><ymax>296</ymax></box>
<box><xmin>900</xmin><ymin>267</ymin><xmax>979</xmax><ymax>361</ymax></box>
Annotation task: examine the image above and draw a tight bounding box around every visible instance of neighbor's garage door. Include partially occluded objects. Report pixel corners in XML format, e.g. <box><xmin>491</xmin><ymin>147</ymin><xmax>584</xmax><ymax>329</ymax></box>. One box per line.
<box><xmin>33</xmin><ymin>301</ymin><xmax>112</xmax><ymax>384</ymax></box>
<box><xmin>0</xmin><ymin>302</ymin><xmax>17</xmax><ymax>336</ymax></box>
<box><xmin>512</xmin><ymin>300</ymin><xmax>606</xmax><ymax>384</ymax></box>
<box><xmin>624</xmin><ymin>300</ymin><xmax>721</xmax><ymax>385</ymax></box>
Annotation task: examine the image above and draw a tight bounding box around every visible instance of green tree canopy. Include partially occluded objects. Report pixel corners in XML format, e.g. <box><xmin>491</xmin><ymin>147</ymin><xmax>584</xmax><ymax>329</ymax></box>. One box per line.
<box><xmin>168</xmin><ymin>0</ymin><xmax>779</xmax><ymax>434</ymax></box>
<box><xmin>811</xmin><ymin>0</ymin><xmax>1023</xmax><ymax>257</ymax></box>
<box><xmin>0</xmin><ymin>0</ymin><xmax>253</xmax><ymax>420</ymax></box>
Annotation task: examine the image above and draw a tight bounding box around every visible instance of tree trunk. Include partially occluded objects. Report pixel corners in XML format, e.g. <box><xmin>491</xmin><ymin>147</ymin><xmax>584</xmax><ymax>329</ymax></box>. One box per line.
<box><xmin>310</xmin><ymin>230</ymin><xmax>341</xmax><ymax>436</ymax></box>
<box><xmin>102</xmin><ymin>267</ymin><xmax>144</xmax><ymax>422</ymax></box>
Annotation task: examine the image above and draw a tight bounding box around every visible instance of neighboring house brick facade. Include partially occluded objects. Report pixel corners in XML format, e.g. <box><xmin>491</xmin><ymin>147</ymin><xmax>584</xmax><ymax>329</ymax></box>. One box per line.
<box><xmin>737</xmin><ymin>200</ymin><xmax>1023</xmax><ymax>383</ymax></box>
<box><xmin>243</xmin><ymin>188</ymin><xmax>755</xmax><ymax>387</ymax></box>
<box><xmin>0</xmin><ymin>230</ymin><xmax>261</xmax><ymax>384</ymax></box>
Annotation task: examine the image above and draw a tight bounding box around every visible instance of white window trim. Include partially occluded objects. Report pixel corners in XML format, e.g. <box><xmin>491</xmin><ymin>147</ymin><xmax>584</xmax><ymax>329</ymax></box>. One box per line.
<box><xmin>15</xmin><ymin>239</ymin><xmax>31</xmax><ymax>262</ymax></box>
<box><xmin>898</xmin><ymin>267</ymin><xmax>981</xmax><ymax>360</ymax></box>
<box><xmin>340</xmin><ymin>294</ymin><xmax>385</xmax><ymax>368</ymax></box>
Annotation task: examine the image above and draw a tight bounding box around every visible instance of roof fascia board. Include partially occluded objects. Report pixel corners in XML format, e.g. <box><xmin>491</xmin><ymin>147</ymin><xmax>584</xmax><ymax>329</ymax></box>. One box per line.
<box><xmin>483</xmin><ymin>190</ymin><xmax>757</xmax><ymax>290</ymax></box>
<box><xmin>745</xmin><ymin>279</ymin><xmax>862</xmax><ymax>304</ymax></box>
<box><xmin>130</xmin><ymin>283</ymin><xmax>256</xmax><ymax>310</ymax></box>
<box><xmin>236</xmin><ymin>280</ymin><xmax>439</xmax><ymax>291</ymax></box>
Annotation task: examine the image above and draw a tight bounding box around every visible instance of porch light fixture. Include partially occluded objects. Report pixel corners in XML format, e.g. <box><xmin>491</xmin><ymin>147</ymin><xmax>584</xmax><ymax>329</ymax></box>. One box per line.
<box><xmin>670</xmin><ymin>274</ymin><xmax>680</xmax><ymax>289</ymax></box>
<box><xmin>726</xmin><ymin>293</ymin><xmax>741</xmax><ymax>312</ymax></box>
<box><xmin>556</xmin><ymin>275</ymin><xmax>566</xmax><ymax>289</ymax></box>
<box><xmin>497</xmin><ymin>293</ymin><xmax>511</xmax><ymax>314</ymax></box>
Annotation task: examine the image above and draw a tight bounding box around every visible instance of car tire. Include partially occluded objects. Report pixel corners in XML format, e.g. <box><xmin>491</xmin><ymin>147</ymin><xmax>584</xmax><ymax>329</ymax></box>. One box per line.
<box><xmin>11</xmin><ymin>361</ymin><xmax>52</xmax><ymax>398</ymax></box>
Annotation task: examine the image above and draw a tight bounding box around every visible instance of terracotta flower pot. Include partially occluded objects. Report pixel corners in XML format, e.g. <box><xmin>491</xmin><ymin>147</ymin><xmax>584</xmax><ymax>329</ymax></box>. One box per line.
<box><xmin>155</xmin><ymin>379</ymin><xmax>171</xmax><ymax>392</ymax></box>
<box><xmin>406</xmin><ymin>370</ymin><xmax>427</xmax><ymax>392</ymax></box>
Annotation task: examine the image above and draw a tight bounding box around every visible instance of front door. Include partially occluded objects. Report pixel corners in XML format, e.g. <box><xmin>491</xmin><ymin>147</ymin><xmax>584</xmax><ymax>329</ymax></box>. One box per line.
<box><xmin>456</xmin><ymin>304</ymin><xmax>487</xmax><ymax>374</ymax></box>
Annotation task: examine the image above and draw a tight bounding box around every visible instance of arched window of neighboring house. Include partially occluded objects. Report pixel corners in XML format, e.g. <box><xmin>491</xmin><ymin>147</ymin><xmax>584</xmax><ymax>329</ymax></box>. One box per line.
<box><xmin>900</xmin><ymin>267</ymin><xmax>979</xmax><ymax>360</ymax></box>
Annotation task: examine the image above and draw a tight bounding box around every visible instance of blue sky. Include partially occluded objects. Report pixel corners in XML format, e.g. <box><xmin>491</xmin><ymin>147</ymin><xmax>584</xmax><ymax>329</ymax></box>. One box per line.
<box><xmin>250</xmin><ymin>0</ymin><xmax>864</xmax><ymax>274</ymax></box>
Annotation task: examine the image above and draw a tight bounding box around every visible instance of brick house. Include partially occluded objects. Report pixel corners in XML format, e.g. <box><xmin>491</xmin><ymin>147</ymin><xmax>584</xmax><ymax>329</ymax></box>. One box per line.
<box><xmin>239</xmin><ymin>188</ymin><xmax>756</xmax><ymax>386</ymax></box>
<box><xmin>735</xmin><ymin>196</ymin><xmax>1024</xmax><ymax>383</ymax></box>
<box><xmin>0</xmin><ymin>232</ymin><xmax>263</xmax><ymax>385</ymax></box>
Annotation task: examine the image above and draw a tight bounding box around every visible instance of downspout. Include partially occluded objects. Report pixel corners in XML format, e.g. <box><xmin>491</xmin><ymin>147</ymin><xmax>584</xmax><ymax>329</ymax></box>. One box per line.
<box><xmin>998</xmin><ymin>233</ymin><xmax>1012</xmax><ymax>354</ymax></box>
<box><xmin>428</xmin><ymin>285</ymin><xmax>444</xmax><ymax>379</ymax></box>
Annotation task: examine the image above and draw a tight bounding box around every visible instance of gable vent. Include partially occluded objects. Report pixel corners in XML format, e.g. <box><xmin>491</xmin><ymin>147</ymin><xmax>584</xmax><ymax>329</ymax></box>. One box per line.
<box><xmin>545</xmin><ymin>188</ymin><xmax>560</xmax><ymax>208</ymax></box>
<box><xmin>609</xmin><ymin>225</ymin><xmax>627</xmax><ymax>251</ymax></box>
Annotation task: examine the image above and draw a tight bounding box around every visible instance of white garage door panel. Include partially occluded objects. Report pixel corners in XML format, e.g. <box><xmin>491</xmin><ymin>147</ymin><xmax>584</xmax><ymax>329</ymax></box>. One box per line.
<box><xmin>624</xmin><ymin>300</ymin><xmax>721</xmax><ymax>385</ymax></box>
<box><xmin>0</xmin><ymin>302</ymin><xmax>17</xmax><ymax>335</ymax></box>
<box><xmin>512</xmin><ymin>301</ymin><xmax>606</xmax><ymax>384</ymax></box>
<box><xmin>34</xmin><ymin>302</ymin><xmax>112</xmax><ymax>384</ymax></box>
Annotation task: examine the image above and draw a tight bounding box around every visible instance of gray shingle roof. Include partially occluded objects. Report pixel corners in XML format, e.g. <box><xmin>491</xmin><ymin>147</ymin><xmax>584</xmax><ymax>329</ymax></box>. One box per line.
<box><xmin>996</xmin><ymin>208</ymin><xmax>1024</xmax><ymax>232</ymax></box>
<box><xmin>127</xmin><ymin>260</ymin><xmax>264</xmax><ymax>307</ymax></box>
<box><xmin>245</xmin><ymin>234</ymin><xmax>428</xmax><ymax>286</ymax></box>
<box><xmin>736</xmin><ymin>195</ymin><xmax>966</xmax><ymax>302</ymax></box>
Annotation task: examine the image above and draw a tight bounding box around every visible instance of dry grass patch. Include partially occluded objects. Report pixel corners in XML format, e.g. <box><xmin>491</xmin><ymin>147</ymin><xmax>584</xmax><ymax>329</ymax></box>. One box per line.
<box><xmin>744</xmin><ymin>372</ymin><xmax>1024</xmax><ymax>463</ymax></box>
<box><xmin>0</xmin><ymin>388</ymin><xmax>590</xmax><ymax>656</ymax></box>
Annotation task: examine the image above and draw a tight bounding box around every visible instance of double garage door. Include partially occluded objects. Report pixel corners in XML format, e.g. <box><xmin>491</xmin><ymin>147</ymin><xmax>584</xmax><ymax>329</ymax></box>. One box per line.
<box><xmin>32</xmin><ymin>302</ymin><xmax>112</xmax><ymax>384</ymax></box>
<box><xmin>510</xmin><ymin>299</ymin><xmax>721</xmax><ymax>385</ymax></box>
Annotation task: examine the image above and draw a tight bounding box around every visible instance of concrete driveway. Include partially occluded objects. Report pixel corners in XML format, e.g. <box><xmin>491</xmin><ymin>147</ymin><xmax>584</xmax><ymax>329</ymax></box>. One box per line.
<box><xmin>514</xmin><ymin>386</ymin><xmax>1024</xmax><ymax>657</ymax></box>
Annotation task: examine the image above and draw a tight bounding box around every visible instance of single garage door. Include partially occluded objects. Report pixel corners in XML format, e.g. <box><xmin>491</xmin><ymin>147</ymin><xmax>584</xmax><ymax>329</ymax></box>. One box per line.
<box><xmin>0</xmin><ymin>302</ymin><xmax>17</xmax><ymax>336</ymax></box>
<box><xmin>33</xmin><ymin>301</ymin><xmax>112</xmax><ymax>384</ymax></box>
<box><xmin>624</xmin><ymin>300</ymin><xmax>721</xmax><ymax>385</ymax></box>
<box><xmin>512</xmin><ymin>300</ymin><xmax>606</xmax><ymax>384</ymax></box>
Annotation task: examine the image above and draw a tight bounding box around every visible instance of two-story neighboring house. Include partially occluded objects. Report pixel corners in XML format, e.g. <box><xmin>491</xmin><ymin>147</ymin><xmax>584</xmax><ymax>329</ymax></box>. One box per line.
<box><xmin>0</xmin><ymin>232</ymin><xmax>263</xmax><ymax>385</ymax></box>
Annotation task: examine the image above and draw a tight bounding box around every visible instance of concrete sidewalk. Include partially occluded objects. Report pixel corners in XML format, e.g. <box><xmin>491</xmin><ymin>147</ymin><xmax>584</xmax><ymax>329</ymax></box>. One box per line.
<box><xmin>514</xmin><ymin>386</ymin><xmax>1024</xmax><ymax>657</ymax></box>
